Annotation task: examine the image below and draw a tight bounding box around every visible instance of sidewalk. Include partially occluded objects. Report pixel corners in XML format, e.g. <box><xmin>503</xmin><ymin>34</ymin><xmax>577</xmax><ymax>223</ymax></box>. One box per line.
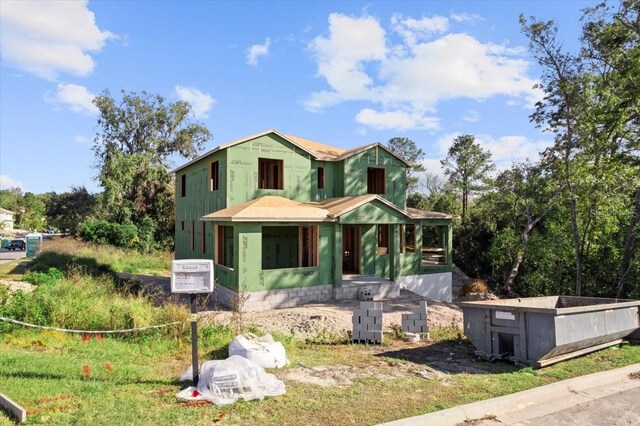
<box><xmin>379</xmin><ymin>363</ymin><xmax>640</xmax><ymax>426</ymax></box>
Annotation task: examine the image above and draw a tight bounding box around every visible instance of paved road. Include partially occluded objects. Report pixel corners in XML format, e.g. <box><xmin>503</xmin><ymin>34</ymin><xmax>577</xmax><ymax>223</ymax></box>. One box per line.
<box><xmin>381</xmin><ymin>363</ymin><xmax>640</xmax><ymax>426</ymax></box>
<box><xmin>0</xmin><ymin>248</ymin><xmax>25</xmax><ymax>265</ymax></box>
<box><xmin>519</xmin><ymin>386</ymin><xmax>640</xmax><ymax>425</ymax></box>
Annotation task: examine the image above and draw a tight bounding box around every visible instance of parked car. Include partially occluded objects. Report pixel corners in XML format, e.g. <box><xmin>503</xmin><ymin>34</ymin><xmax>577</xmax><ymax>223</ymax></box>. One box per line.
<box><xmin>8</xmin><ymin>239</ymin><xmax>26</xmax><ymax>251</ymax></box>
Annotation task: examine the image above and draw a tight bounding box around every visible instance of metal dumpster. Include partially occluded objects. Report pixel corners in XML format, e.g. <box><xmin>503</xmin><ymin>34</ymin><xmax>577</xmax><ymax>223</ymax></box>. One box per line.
<box><xmin>460</xmin><ymin>296</ymin><xmax>640</xmax><ymax>367</ymax></box>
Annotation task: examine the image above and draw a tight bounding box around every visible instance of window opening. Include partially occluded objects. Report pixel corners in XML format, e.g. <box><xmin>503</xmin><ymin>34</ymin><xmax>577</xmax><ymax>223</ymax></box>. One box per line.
<box><xmin>377</xmin><ymin>224</ymin><xmax>389</xmax><ymax>254</ymax></box>
<box><xmin>317</xmin><ymin>167</ymin><xmax>325</xmax><ymax>189</ymax></box>
<box><xmin>262</xmin><ymin>225</ymin><xmax>319</xmax><ymax>269</ymax></box>
<box><xmin>210</xmin><ymin>161</ymin><xmax>219</xmax><ymax>191</ymax></box>
<box><xmin>216</xmin><ymin>226</ymin><xmax>234</xmax><ymax>268</ymax></box>
<box><xmin>259</xmin><ymin>158</ymin><xmax>283</xmax><ymax>189</ymax></box>
<box><xmin>367</xmin><ymin>167</ymin><xmax>385</xmax><ymax>194</ymax></box>
<box><xmin>201</xmin><ymin>222</ymin><xmax>206</xmax><ymax>253</ymax></box>
<box><xmin>421</xmin><ymin>225</ymin><xmax>448</xmax><ymax>265</ymax></box>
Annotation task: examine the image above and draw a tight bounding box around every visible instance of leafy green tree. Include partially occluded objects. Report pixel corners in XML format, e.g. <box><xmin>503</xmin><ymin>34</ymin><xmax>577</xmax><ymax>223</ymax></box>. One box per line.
<box><xmin>440</xmin><ymin>135</ymin><xmax>494</xmax><ymax>223</ymax></box>
<box><xmin>522</xmin><ymin>2</ymin><xmax>639</xmax><ymax>296</ymax></box>
<box><xmin>17</xmin><ymin>192</ymin><xmax>46</xmax><ymax>230</ymax></box>
<box><xmin>0</xmin><ymin>188</ymin><xmax>21</xmax><ymax>213</ymax></box>
<box><xmin>386</xmin><ymin>137</ymin><xmax>425</xmax><ymax>192</ymax></box>
<box><xmin>493</xmin><ymin>163</ymin><xmax>560</xmax><ymax>294</ymax></box>
<box><xmin>46</xmin><ymin>186</ymin><xmax>97</xmax><ymax>235</ymax></box>
<box><xmin>92</xmin><ymin>90</ymin><xmax>212</xmax><ymax>250</ymax></box>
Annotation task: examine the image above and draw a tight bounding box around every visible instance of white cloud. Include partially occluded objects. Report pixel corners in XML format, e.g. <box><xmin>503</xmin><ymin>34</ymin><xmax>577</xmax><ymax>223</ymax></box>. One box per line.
<box><xmin>356</xmin><ymin>108</ymin><xmax>439</xmax><ymax>131</ymax></box>
<box><xmin>450</xmin><ymin>12</ymin><xmax>484</xmax><ymax>23</ymax></box>
<box><xmin>435</xmin><ymin>132</ymin><xmax>552</xmax><ymax>169</ymax></box>
<box><xmin>462</xmin><ymin>110</ymin><xmax>479</xmax><ymax>122</ymax></box>
<box><xmin>247</xmin><ymin>37</ymin><xmax>271</xmax><ymax>66</ymax></box>
<box><xmin>0</xmin><ymin>0</ymin><xmax>114</xmax><ymax>80</ymax></box>
<box><xmin>74</xmin><ymin>135</ymin><xmax>90</xmax><ymax>144</ymax></box>
<box><xmin>47</xmin><ymin>83</ymin><xmax>98</xmax><ymax>115</ymax></box>
<box><xmin>421</xmin><ymin>158</ymin><xmax>447</xmax><ymax>181</ymax></box>
<box><xmin>391</xmin><ymin>14</ymin><xmax>449</xmax><ymax>46</ymax></box>
<box><xmin>306</xmin><ymin>13</ymin><xmax>539</xmax><ymax>131</ymax></box>
<box><xmin>306</xmin><ymin>13</ymin><xmax>387</xmax><ymax>111</ymax></box>
<box><xmin>175</xmin><ymin>85</ymin><xmax>215</xmax><ymax>119</ymax></box>
<box><xmin>0</xmin><ymin>175</ymin><xmax>23</xmax><ymax>190</ymax></box>
<box><xmin>475</xmin><ymin>135</ymin><xmax>552</xmax><ymax>167</ymax></box>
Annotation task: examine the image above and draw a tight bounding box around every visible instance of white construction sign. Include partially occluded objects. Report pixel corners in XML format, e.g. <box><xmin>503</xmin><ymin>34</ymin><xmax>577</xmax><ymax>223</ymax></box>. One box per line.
<box><xmin>171</xmin><ymin>260</ymin><xmax>214</xmax><ymax>294</ymax></box>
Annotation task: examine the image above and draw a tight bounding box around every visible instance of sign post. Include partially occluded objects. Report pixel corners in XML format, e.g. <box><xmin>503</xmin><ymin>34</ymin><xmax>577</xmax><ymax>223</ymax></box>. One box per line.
<box><xmin>171</xmin><ymin>259</ymin><xmax>214</xmax><ymax>386</ymax></box>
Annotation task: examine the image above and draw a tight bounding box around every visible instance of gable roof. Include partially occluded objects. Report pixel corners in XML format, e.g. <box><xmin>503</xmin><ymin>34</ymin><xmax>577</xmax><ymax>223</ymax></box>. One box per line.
<box><xmin>173</xmin><ymin>129</ymin><xmax>410</xmax><ymax>172</ymax></box>
<box><xmin>0</xmin><ymin>207</ymin><xmax>14</xmax><ymax>215</ymax></box>
<box><xmin>201</xmin><ymin>194</ymin><xmax>415</xmax><ymax>223</ymax></box>
<box><xmin>314</xmin><ymin>195</ymin><xmax>410</xmax><ymax>219</ymax></box>
<box><xmin>200</xmin><ymin>196</ymin><xmax>330</xmax><ymax>222</ymax></box>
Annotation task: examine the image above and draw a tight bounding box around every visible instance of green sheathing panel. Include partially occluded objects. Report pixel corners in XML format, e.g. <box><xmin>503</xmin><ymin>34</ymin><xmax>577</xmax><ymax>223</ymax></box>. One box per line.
<box><xmin>334</xmin><ymin>161</ymin><xmax>345</xmax><ymax>197</ymax></box>
<box><xmin>175</xmin><ymin>150</ymin><xmax>227</xmax><ymax>261</ymax></box>
<box><xmin>226</xmin><ymin>134</ymin><xmax>313</xmax><ymax>205</ymax></box>
<box><xmin>342</xmin><ymin>146</ymin><xmax>407</xmax><ymax>207</ymax></box>
<box><xmin>361</xmin><ymin>225</ymin><xmax>376</xmax><ymax>276</ymax></box>
<box><xmin>310</xmin><ymin>160</ymin><xmax>338</xmax><ymax>200</ymax></box>
<box><xmin>375</xmin><ymin>255</ymin><xmax>390</xmax><ymax>278</ymax></box>
<box><xmin>262</xmin><ymin>226</ymin><xmax>298</xmax><ymax>269</ymax></box>
<box><xmin>338</xmin><ymin>199</ymin><xmax>406</xmax><ymax>224</ymax></box>
<box><xmin>236</xmin><ymin>223</ymin><xmax>334</xmax><ymax>292</ymax></box>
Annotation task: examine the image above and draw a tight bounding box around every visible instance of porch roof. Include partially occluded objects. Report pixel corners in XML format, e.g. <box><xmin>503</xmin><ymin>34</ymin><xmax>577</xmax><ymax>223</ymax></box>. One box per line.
<box><xmin>313</xmin><ymin>195</ymin><xmax>409</xmax><ymax>219</ymax></box>
<box><xmin>200</xmin><ymin>196</ymin><xmax>330</xmax><ymax>222</ymax></box>
<box><xmin>406</xmin><ymin>207</ymin><xmax>456</xmax><ymax>220</ymax></box>
<box><xmin>200</xmin><ymin>195</ymin><xmax>454</xmax><ymax>223</ymax></box>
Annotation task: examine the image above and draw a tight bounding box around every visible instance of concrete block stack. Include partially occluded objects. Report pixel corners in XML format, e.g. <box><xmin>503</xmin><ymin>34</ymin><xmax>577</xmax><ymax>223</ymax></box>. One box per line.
<box><xmin>401</xmin><ymin>301</ymin><xmax>428</xmax><ymax>338</ymax></box>
<box><xmin>352</xmin><ymin>301</ymin><xmax>383</xmax><ymax>344</ymax></box>
<box><xmin>357</xmin><ymin>288</ymin><xmax>373</xmax><ymax>301</ymax></box>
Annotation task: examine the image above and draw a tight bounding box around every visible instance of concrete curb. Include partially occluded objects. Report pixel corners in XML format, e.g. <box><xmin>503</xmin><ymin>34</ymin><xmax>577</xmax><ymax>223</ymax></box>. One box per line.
<box><xmin>379</xmin><ymin>363</ymin><xmax>640</xmax><ymax>426</ymax></box>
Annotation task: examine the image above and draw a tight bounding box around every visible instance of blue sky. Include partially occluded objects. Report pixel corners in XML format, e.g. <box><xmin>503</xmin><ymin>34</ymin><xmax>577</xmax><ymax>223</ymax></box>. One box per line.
<box><xmin>0</xmin><ymin>0</ymin><xmax>595</xmax><ymax>194</ymax></box>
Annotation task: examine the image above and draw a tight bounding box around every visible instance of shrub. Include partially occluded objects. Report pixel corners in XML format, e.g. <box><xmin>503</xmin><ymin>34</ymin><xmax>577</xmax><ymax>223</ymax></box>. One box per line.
<box><xmin>0</xmin><ymin>270</ymin><xmax>188</xmax><ymax>336</ymax></box>
<box><xmin>23</xmin><ymin>267</ymin><xmax>64</xmax><ymax>286</ymax></box>
<box><xmin>459</xmin><ymin>278</ymin><xmax>490</xmax><ymax>298</ymax></box>
<box><xmin>80</xmin><ymin>219</ymin><xmax>159</xmax><ymax>252</ymax></box>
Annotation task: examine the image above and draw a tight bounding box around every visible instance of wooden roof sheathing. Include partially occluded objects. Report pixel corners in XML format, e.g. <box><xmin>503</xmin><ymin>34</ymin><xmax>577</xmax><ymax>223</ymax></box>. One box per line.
<box><xmin>173</xmin><ymin>129</ymin><xmax>412</xmax><ymax>172</ymax></box>
<box><xmin>200</xmin><ymin>196</ymin><xmax>330</xmax><ymax>222</ymax></box>
<box><xmin>200</xmin><ymin>195</ymin><xmax>455</xmax><ymax>223</ymax></box>
<box><xmin>314</xmin><ymin>195</ymin><xmax>409</xmax><ymax>219</ymax></box>
<box><xmin>284</xmin><ymin>134</ymin><xmax>346</xmax><ymax>160</ymax></box>
<box><xmin>406</xmin><ymin>207</ymin><xmax>456</xmax><ymax>220</ymax></box>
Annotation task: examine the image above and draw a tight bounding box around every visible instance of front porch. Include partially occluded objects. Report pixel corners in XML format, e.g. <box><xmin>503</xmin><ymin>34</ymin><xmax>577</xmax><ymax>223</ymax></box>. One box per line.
<box><xmin>337</xmin><ymin>274</ymin><xmax>399</xmax><ymax>301</ymax></box>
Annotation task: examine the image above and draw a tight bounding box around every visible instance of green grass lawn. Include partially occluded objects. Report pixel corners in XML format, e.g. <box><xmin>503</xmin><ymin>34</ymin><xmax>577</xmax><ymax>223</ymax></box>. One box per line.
<box><xmin>1</xmin><ymin>326</ymin><xmax>638</xmax><ymax>426</ymax></box>
<box><xmin>1</xmin><ymin>242</ymin><xmax>639</xmax><ymax>425</ymax></box>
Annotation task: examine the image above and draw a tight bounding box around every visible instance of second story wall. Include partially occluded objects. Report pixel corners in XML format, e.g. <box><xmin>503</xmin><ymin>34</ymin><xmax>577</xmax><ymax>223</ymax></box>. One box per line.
<box><xmin>226</xmin><ymin>134</ymin><xmax>313</xmax><ymax>205</ymax></box>
<box><xmin>175</xmin><ymin>150</ymin><xmax>227</xmax><ymax>259</ymax></box>
<box><xmin>310</xmin><ymin>160</ymin><xmax>338</xmax><ymax>200</ymax></box>
<box><xmin>341</xmin><ymin>146</ymin><xmax>407</xmax><ymax>207</ymax></box>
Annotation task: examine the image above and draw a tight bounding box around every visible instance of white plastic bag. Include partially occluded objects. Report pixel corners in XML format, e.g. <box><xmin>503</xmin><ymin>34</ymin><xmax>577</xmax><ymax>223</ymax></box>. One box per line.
<box><xmin>176</xmin><ymin>356</ymin><xmax>286</xmax><ymax>405</ymax></box>
<box><xmin>228</xmin><ymin>333</ymin><xmax>289</xmax><ymax>368</ymax></box>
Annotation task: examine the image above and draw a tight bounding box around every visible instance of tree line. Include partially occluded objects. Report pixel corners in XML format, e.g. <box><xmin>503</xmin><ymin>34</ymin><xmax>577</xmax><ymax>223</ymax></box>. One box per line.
<box><xmin>393</xmin><ymin>1</ymin><xmax>639</xmax><ymax>299</ymax></box>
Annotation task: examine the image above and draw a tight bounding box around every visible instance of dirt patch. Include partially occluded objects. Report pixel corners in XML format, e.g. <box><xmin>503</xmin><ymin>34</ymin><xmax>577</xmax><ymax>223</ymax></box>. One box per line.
<box><xmin>203</xmin><ymin>289</ymin><xmax>462</xmax><ymax>340</ymax></box>
<box><xmin>283</xmin><ymin>356</ymin><xmax>450</xmax><ymax>387</ymax></box>
<box><xmin>0</xmin><ymin>279</ymin><xmax>35</xmax><ymax>293</ymax></box>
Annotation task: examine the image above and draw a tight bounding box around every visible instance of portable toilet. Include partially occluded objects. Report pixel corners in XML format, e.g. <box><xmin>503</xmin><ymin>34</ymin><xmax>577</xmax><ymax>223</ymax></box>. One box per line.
<box><xmin>26</xmin><ymin>233</ymin><xmax>43</xmax><ymax>258</ymax></box>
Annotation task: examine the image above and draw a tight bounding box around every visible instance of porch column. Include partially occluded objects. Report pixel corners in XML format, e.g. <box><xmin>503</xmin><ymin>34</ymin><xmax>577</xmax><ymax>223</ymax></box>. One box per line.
<box><xmin>333</xmin><ymin>222</ymin><xmax>342</xmax><ymax>287</ymax></box>
<box><xmin>390</xmin><ymin>224</ymin><xmax>400</xmax><ymax>281</ymax></box>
